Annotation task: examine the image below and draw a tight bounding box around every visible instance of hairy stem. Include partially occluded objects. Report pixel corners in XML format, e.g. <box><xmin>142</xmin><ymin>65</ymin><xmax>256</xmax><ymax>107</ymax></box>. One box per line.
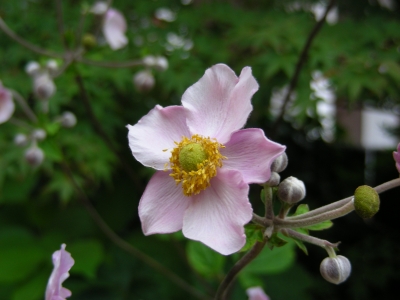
<box><xmin>264</xmin><ymin>185</ymin><xmax>274</xmax><ymax>221</ymax></box>
<box><xmin>214</xmin><ymin>239</ymin><xmax>268</xmax><ymax>300</ymax></box>
<box><xmin>281</xmin><ymin>228</ymin><xmax>339</xmax><ymax>249</ymax></box>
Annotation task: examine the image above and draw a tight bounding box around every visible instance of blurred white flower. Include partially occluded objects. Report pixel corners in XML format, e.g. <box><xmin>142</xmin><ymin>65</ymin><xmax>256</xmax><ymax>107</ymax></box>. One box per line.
<box><xmin>14</xmin><ymin>133</ymin><xmax>28</xmax><ymax>147</ymax></box>
<box><xmin>155</xmin><ymin>7</ymin><xmax>176</xmax><ymax>22</ymax></box>
<box><xmin>25</xmin><ymin>146</ymin><xmax>45</xmax><ymax>167</ymax></box>
<box><xmin>311</xmin><ymin>2</ymin><xmax>338</xmax><ymax>25</ymax></box>
<box><xmin>90</xmin><ymin>1</ymin><xmax>108</xmax><ymax>14</ymax></box>
<box><xmin>33</xmin><ymin>73</ymin><xmax>56</xmax><ymax>101</ymax></box>
<box><xmin>25</xmin><ymin>61</ymin><xmax>41</xmax><ymax>76</ymax></box>
<box><xmin>0</xmin><ymin>81</ymin><xmax>15</xmax><ymax>124</ymax></box>
<box><xmin>60</xmin><ymin>111</ymin><xmax>77</xmax><ymax>128</ymax></box>
<box><xmin>32</xmin><ymin>129</ymin><xmax>47</xmax><ymax>141</ymax></box>
<box><xmin>133</xmin><ymin>70</ymin><xmax>155</xmax><ymax>92</ymax></box>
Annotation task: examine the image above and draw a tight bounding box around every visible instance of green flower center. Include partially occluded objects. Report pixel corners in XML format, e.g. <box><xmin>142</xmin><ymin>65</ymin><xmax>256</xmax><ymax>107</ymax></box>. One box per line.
<box><xmin>178</xmin><ymin>143</ymin><xmax>208</xmax><ymax>172</ymax></box>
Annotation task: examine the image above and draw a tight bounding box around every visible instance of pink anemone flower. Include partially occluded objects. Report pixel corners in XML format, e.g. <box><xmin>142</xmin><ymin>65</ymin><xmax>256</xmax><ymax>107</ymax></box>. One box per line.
<box><xmin>246</xmin><ymin>287</ymin><xmax>270</xmax><ymax>300</ymax></box>
<box><xmin>0</xmin><ymin>81</ymin><xmax>14</xmax><ymax>124</ymax></box>
<box><xmin>127</xmin><ymin>64</ymin><xmax>285</xmax><ymax>255</ymax></box>
<box><xmin>45</xmin><ymin>244</ymin><xmax>74</xmax><ymax>300</ymax></box>
<box><xmin>394</xmin><ymin>143</ymin><xmax>400</xmax><ymax>173</ymax></box>
<box><xmin>103</xmin><ymin>8</ymin><xmax>128</xmax><ymax>50</ymax></box>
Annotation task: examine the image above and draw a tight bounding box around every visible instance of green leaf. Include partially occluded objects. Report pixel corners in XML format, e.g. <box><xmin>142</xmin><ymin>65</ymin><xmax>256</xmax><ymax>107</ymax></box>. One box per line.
<box><xmin>12</xmin><ymin>270</ymin><xmax>48</xmax><ymax>300</ymax></box>
<box><xmin>241</xmin><ymin>224</ymin><xmax>264</xmax><ymax>252</ymax></box>
<box><xmin>67</xmin><ymin>239</ymin><xmax>104</xmax><ymax>279</ymax></box>
<box><xmin>186</xmin><ymin>240</ymin><xmax>226</xmax><ymax>278</ymax></box>
<box><xmin>266</xmin><ymin>233</ymin><xmax>288</xmax><ymax>249</ymax></box>
<box><xmin>293</xmin><ymin>204</ymin><xmax>309</xmax><ymax>216</ymax></box>
<box><xmin>293</xmin><ymin>239</ymin><xmax>308</xmax><ymax>255</ymax></box>
<box><xmin>305</xmin><ymin>220</ymin><xmax>333</xmax><ymax>231</ymax></box>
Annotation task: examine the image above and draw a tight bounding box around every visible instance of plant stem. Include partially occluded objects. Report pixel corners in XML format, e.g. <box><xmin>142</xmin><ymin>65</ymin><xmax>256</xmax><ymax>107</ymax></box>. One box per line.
<box><xmin>10</xmin><ymin>90</ymin><xmax>38</xmax><ymax>123</ymax></box>
<box><xmin>264</xmin><ymin>185</ymin><xmax>274</xmax><ymax>221</ymax></box>
<box><xmin>214</xmin><ymin>239</ymin><xmax>267</xmax><ymax>300</ymax></box>
<box><xmin>76</xmin><ymin>57</ymin><xmax>144</xmax><ymax>68</ymax></box>
<box><xmin>282</xmin><ymin>228</ymin><xmax>339</xmax><ymax>249</ymax></box>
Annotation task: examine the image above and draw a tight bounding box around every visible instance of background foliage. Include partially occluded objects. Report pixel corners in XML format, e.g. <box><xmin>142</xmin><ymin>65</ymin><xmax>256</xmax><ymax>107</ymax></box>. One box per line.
<box><xmin>0</xmin><ymin>0</ymin><xmax>399</xmax><ymax>299</ymax></box>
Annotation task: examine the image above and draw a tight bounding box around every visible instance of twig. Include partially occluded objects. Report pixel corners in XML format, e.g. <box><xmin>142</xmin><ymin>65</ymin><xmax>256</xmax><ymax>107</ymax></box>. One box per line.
<box><xmin>77</xmin><ymin>57</ymin><xmax>144</xmax><ymax>68</ymax></box>
<box><xmin>270</xmin><ymin>0</ymin><xmax>336</xmax><ymax>134</ymax></box>
<box><xmin>10</xmin><ymin>90</ymin><xmax>38</xmax><ymax>123</ymax></box>
<box><xmin>214</xmin><ymin>239</ymin><xmax>268</xmax><ymax>300</ymax></box>
<box><xmin>60</xmin><ymin>160</ymin><xmax>211</xmax><ymax>300</ymax></box>
<box><xmin>281</xmin><ymin>228</ymin><xmax>339</xmax><ymax>249</ymax></box>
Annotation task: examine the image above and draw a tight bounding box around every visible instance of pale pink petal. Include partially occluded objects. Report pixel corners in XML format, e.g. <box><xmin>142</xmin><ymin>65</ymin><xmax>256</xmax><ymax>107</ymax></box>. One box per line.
<box><xmin>103</xmin><ymin>8</ymin><xmax>128</xmax><ymax>50</ymax></box>
<box><xmin>394</xmin><ymin>143</ymin><xmax>400</xmax><ymax>172</ymax></box>
<box><xmin>0</xmin><ymin>85</ymin><xmax>14</xmax><ymax>124</ymax></box>
<box><xmin>45</xmin><ymin>244</ymin><xmax>74</xmax><ymax>300</ymax></box>
<box><xmin>221</xmin><ymin>129</ymin><xmax>286</xmax><ymax>184</ymax></box>
<box><xmin>182</xmin><ymin>169</ymin><xmax>252</xmax><ymax>255</ymax></box>
<box><xmin>139</xmin><ymin>171</ymin><xmax>191</xmax><ymax>235</ymax></box>
<box><xmin>182</xmin><ymin>64</ymin><xmax>259</xmax><ymax>143</ymax></box>
<box><xmin>127</xmin><ymin>105</ymin><xmax>191</xmax><ymax>170</ymax></box>
<box><xmin>247</xmin><ymin>287</ymin><xmax>270</xmax><ymax>300</ymax></box>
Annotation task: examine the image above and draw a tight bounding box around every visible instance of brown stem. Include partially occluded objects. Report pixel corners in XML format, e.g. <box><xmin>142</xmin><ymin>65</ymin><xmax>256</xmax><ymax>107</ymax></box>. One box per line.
<box><xmin>77</xmin><ymin>57</ymin><xmax>144</xmax><ymax>68</ymax></box>
<box><xmin>60</xmin><ymin>160</ymin><xmax>210</xmax><ymax>300</ymax></box>
<box><xmin>270</xmin><ymin>0</ymin><xmax>336</xmax><ymax>134</ymax></box>
<box><xmin>214</xmin><ymin>239</ymin><xmax>268</xmax><ymax>300</ymax></box>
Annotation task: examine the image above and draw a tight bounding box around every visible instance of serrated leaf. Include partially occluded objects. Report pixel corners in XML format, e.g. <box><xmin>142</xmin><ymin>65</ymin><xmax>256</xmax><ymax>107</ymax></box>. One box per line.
<box><xmin>293</xmin><ymin>239</ymin><xmax>308</xmax><ymax>255</ymax></box>
<box><xmin>241</xmin><ymin>224</ymin><xmax>264</xmax><ymax>252</ymax></box>
<box><xmin>186</xmin><ymin>240</ymin><xmax>226</xmax><ymax>278</ymax></box>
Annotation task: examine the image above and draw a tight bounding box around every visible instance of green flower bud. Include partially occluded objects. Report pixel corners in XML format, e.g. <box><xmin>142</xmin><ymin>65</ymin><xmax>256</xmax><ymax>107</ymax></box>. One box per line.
<box><xmin>354</xmin><ymin>185</ymin><xmax>380</xmax><ymax>219</ymax></box>
<box><xmin>320</xmin><ymin>255</ymin><xmax>351</xmax><ymax>285</ymax></box>
<box><xmin>82</xmin><ymin>34</ymin><xmax>97</xmax><ymax>49</ymax></box>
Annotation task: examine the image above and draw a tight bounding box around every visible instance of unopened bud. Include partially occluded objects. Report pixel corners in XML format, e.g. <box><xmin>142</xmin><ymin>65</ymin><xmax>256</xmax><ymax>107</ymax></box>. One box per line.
<box><xmin>82</xmin><ymin>34</ymin><xmax>97</xmax><ymax>49</ymax></box>
<box><xmin>354</xmin><ymin>185</ymin><xmax>380</xmax><ymax>219</ymax></box>
<box><xmin>320</xmin><ymin>255</ymin><xmax>351</xmax><ymax>284</ymax></box>
<box><xmin>60</xmin><ymin>111</ymin><xmax>77</xmax><ymax>128</ymax></box>
<box><xmin>14</xmin><ymin>133</ymin><xmax>28</xmax><ymax>147</ymax></box>
<box><xmin>154</xmin><ymin>56</ymin><xmax>168</xmax><ymax>71</ymax></box>
<box><xmin>266</xmin><ymin>172</ymin><xmax>280</xmax><ymax>187</ymax></box>
<box><xmin>25</xmin><ymin>61</ymin><xmax>41</xmax><ymax>76</ymax></box>
<box><xmin>133</xmin><ymin>70</ymin><xmax>155</xmax><ymax>92</ymax></box>
<box><xmin>25</xmin><ymin>146</ymin><xmax>45</xmax><ymax>167</ymax></box>
<box><xmin>277</xmin><ymin>176</ymin><xmax>306</xmax><ymax>204</ymax></box>
<box><xmin>143</xmin><ymin>55</ymin><xmax>157</xmax><ymax>67</ymax></box>
<box><xmin>271</xmin><ymin>152</ymin><xmax>288</xmax><ymax>173</ymax></box>
<box><xmin>33</xmin><ymin>74</ymin><xmax>56</xmax><ymax>100</ymax></box>
<box><xmin>46</xmin><ymin>60</ymin><xmax>59</xmax><ymax>73</ymax></box>
<box><xmin>31</xmin><ymin>129</ymin><xmax>46</xmax><ymax>141</ymax></box>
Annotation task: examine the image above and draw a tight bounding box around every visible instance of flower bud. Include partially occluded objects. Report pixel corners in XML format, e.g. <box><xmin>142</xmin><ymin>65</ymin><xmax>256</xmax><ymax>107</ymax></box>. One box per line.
<box><xmin>60</xmin><ymin>111</ymin><xmax>77</xmax><ymax>128</ymax></box>
<box><xmin>133</xmin><ymin>70</ymin><xmax>155</xmax><ymax>92</ymax></box>
<box><xmin>46</xmin><ymin>60</ymin><xmax>59</xmax><ymax>73</ymax></box>
<box><xmin>154</xmin><ymin>56</ymin><xmax>168</xmax><ymax>71</ymax></box>
<box><xmin>0</xmin><ymin>82</ymin><xmax>14</xmax><ymax>124</ymax></box>
<box><xmin>271</xmin><ymin>152</ymin><xmax>288</xmax><ymax>173</ymax></box>
<box><xmin>14</xmin><ymin>133</ymin><xmax>28</xmax><ymax>147</ymax></box>
<box><xmin>143</xmin><ymin>55</ymin><xmax>157</xmax><ymax>67</ymax></box>
<box><xmin>354</xmin><ymin>185</ymin><xmax>380</xmax><ymax>219</ymax></box>
<box><xmin>33</xmin><ymin>73</ymin><xmax>56</xmax><ymax>100</ymax></box>
<box><xmin>277</xmin><ymin>176</ymin><xmax>306</xmax><ymax>204</ymax></box>
<box><xmin>320</xmin><ymin>255</ymin><xmax>351</xmax><ymax>284</ymax></box>
<box><xmin>266</xmin><ymin>171</ymin><xmax>280</xmax><ymax>187</ymax></box>
<box><xmin>82</xmin><ymin>34</ymin><xmax>97</xmax><ymax>49</ymax></box>
<box><xmin>32</xmin><ymin>129</ymin><xmax>46</xmax><ymax>141</ymax></box>
<box><xmin>25</xmin><ymin>61</ymin><xmax>41</xmax><ymax>76</ymax></box>
<box><xmin>25</xmin><ymin>146</ymin><xmax>45</xmax><ymax>167</ymax></box>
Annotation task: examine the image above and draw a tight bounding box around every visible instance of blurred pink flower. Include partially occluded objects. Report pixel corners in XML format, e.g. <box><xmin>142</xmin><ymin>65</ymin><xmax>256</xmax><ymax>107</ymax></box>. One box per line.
<box><xmin>0</xmin><ymin>81</ymin><xmax>14</xmax><ymax>124</ymax></box>
<box><xmin>246</xmin><ymin>287</ymin><xmax>270</xmax><ymax>300</ymax></box>
<box><xmin>128</xmin><ymin>64</ymin><xmax>285</xmax><ymax>255</ymax></box>
<box><xmin>394</xmin><ymin>143</ymin><xmax>400</xmax><ymax>173</ymax></box>
<box><xmin>45</xmin><ymin>244</ymin><xmax>74</xmax><ymax>300</ymax></box>
<box><xmin>103</xmin><ymin>8</ymin><xmax>128</xmax><ymax>50</ymax></box>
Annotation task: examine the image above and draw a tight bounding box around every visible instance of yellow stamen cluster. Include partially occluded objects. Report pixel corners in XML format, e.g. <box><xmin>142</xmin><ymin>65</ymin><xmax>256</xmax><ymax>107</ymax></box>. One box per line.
<box><xmin>168</xmin><ymin>134</ymin><xmax>226</xmax><ymax>196</ymax></box>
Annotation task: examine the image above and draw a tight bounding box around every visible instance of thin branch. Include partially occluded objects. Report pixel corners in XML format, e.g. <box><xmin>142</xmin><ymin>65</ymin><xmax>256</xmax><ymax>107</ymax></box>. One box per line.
<box><xmin>0</xmin><ymin>16</ymin><xmax>63</xmax><ymax>58</ymax></box>
<box><xmin>264</xmin><ymin>185</ymin><xmax>274</xmax><ymax>221</ymax></box>
<box><xmin>270</xmin><ymin>0</ymin><xmax>336</xmax><ymax>133</ymax></box>
<box><xmin>214</xmin><ymin>239</ymin><xmax>268</xmax><ymax>300</ymax></box>
<box><xmin>77</xmin><ymin>57</ymin><xmax>144</xmax><ymax>68</ymax></box>
<box><xmin>11</xmin><ymin>90</ymin><xmax>38</xmax><ymax>123</ymax></box>
<box><xmin>281</xmin><ymin>228</ymin><xmax>339</xmax><ymax>249</ymax></box>
<box><xmin>60</xmin><ymin>160</ymin><xmax>210</xmax><ymax>300</ymax></box>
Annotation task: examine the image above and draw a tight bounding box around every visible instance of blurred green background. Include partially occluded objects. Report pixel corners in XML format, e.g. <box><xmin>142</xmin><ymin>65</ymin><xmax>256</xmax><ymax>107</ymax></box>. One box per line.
<box><xmin>0</xmin><ymin>0</ymin><xmax>399</xmax><ymax>299</ymax></box>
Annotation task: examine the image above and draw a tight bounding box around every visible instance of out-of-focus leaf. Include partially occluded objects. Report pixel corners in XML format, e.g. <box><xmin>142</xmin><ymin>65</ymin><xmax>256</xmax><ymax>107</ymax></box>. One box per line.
<box><xmin>12</xmin><ymin>270</ymin><xmax>48</xmax><ymax>300</ymax></box>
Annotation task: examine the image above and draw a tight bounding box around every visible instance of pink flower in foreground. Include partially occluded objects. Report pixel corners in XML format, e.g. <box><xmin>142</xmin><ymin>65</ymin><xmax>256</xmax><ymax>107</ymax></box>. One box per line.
<box><xmin>103</xmin><ymin>8</ymin><xmax>128</xmax><ymax>50</ymax></box>
<box><xmin>394</xmin><ymin>143</ymin><xmax>400</xmax><ymax>173</ymax></box>
<box><xmin>45</xmin><ymin>244</ymin><xmax>74</xmax><ymax>300</ymax></box>
<box><xmin>0</xmin><ymin>81</ymin><xmax>14</xmax><ymax>124</ymax></box>
<box><xmin>247</xmin><ymin>287</ymin><xmax>270</xmax><ymax>300</ymax></box>
<box><xmin>127</xmin><ymin>64</ymin><xmax>285</xmax><ymax>255</ymax></box>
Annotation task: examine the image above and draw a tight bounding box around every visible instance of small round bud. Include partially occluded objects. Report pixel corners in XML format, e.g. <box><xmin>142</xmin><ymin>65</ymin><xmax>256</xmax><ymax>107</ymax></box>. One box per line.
<box><xmin>143</xmin><ymin>55</ymin><xmax>157</xmax><ymax>67</ymax></box>
<box><xmin>25</xmin><ymin>146</ymin><xmax>45</xmax><ymax>167</ymax></box>
<box><xmin>277</xmin><ymin>176</ymin><xmax>306</xmax><ymax>204</ymax></box>
<box><xmin>31</xmin><ymin>129</ymin><xmax>46</xmax><ymax>141</ymax></box>
<box><xmin>46</xmin><ymin>60</ymin><xmax>59</xmax><ymax>73</ymax></box>
<box><xmin>154</xmin><ymin>56</ymin><xmax>168</xmax><ymax>71</ymax></box>
<box><xmin>271</xmin><ymin>152</ymin><xmax>288</xmax><ymax>173</ymax></box>
<box><xmin>266</xmin><ymin>172</ymin><xmax>280</xmax><ymax>187</ymax></box>
<box><xmin>133</xmin><ymin>70</ymin><xmax>155</xmax><ymax>92</ymax></box>
<box><xmin>320</xmin><ymin>255</ymin><xmax>351</xmax><ymax>284</ymax></box>
<box><xmin>354</xmin><ymin>185</ymin><xmax>380</xmax><ymax>219</ymax></box>
<box><xmin>60</xmin><ymin>111</ymin><xmax>77</xmax><ymax>128</ymax></box>
<box><xmin>25</xmin><ymin>61</ymin><xmax>41</xmax><ymax>76</ymax></box>
<box><xmin>90</xmin><ymin>1</ymin><xmax>108</xmax><ymax>15</ymax></box>
<box><xmin>82</xmin><ymin>34</ymin><xmax>97</xmax><ymax>49</ymax></box>
<box><xmin>14</xmin><ymin>133</ymin><xmax>28</xmax><ymax>147</ymax></box>
<box><xmin>33</xmin><ymin>74</ymin><xmax>56</xmax><ymax>100</ymax></box>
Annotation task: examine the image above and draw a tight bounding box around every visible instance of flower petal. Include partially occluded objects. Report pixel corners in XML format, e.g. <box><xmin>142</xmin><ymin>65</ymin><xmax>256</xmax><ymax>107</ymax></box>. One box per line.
<box><xmin>221</xmin><ymin>128</ymin><xmax>286</xmax><ymax>184</ymax></box>
<box><xmin>182</xmin><ymin>64</ymin><xmax>259</xmax><ymax>143</ymax></box>
<box><xmin>0</xmin><ymin>86</ymin><xmax>14</xmax><ymax>124</ymax></box>
<box><xmin>103</xmin><ymin>8</ymin><xmax>128</xmax><ymax>50</ymax></box>
<box><xmin>45</xmin><ymin>244</ymin><xmax>74</xmax><ymax>300</ymax></box>
<box><xmin>127</xmin><ymin>105</ymin><xmax>191</xmax><ymax>170</ymax></box>
<box><xmin>246</xmin><ymin>287</ymin><xmax>270</xmax><ymax>300</ymax></box>
<box><xmin>139</xmin><ymin>171</ymin><xmax>191</xmax><ymax>235</ymax></box>
<box><xmin>182</xmin><ymin>169</ymin><xmax>252</xmax><ymax>255</ymax></box>
<box><xmin>394</xmin><ymin>143</ymin><xmax>400</xmax><ymax>173</ymax></box>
